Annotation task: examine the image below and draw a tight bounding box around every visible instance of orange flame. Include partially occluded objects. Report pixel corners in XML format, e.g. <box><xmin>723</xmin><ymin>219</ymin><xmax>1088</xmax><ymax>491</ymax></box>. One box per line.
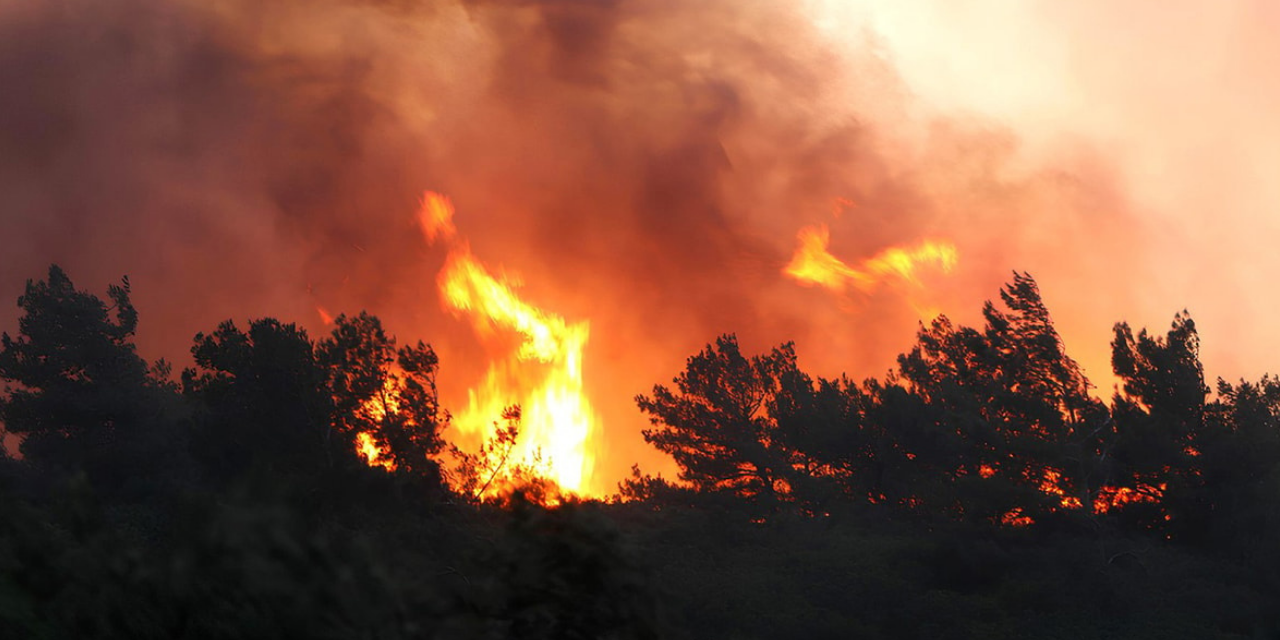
<box><xmin>1000</xmin><ymin>508</ymin><xmax>1034</xmax><ymax>527</ymax></box>
<box><xmin>1093</xmin><ymin>482</ymin><xmax>1165</xmax><ymax>514</ymax></box>
<box><xmin>783</xmin><ymin>224</ymin><xmax>958</xmax><ymax>294</ymax></box>
<box><xmin>1038</xmin><ymin>468</ymin><xmax>1083</xmax><ymax>509</ymax></box>
<box><xmin>418</xmin><ymin>192</ymin><xmax>597</xmax><ymax>497</ymax></box>
<box><xmin>350</xmin><ymin>373</ymin><xmax>401</xmax><ymax>471</ymax></box>
<box><xmin>356</xmin><ymin>431</ymin><xmax>394</xmax><ymax>470</ymax></box>
<box><xmin>417</xmin><ymin>191</ymin><xmax>457</xmax><ymax>243</ymax></box>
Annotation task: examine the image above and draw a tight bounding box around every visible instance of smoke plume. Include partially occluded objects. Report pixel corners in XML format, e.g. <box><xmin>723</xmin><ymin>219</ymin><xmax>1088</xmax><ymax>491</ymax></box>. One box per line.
<box><xmin>2</xmin><ymin>0</ymin><xmax>1273</xmax><ymax>491</ymax></box>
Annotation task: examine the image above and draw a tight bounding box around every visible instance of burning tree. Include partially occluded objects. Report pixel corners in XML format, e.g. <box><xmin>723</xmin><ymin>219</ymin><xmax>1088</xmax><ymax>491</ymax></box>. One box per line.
<box><xmin>319</xmin><ymin>312</ymin><xmax>447</xmax><ymax>478</ymax></box>
<box><xmin>182</xmin><ymin>311</ymin><xmax>448</xmax><ymax>489</ymax></box>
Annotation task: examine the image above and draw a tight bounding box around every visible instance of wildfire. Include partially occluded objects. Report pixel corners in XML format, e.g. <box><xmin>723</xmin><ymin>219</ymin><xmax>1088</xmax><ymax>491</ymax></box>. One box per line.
<box><xmin>1093</xmin><ymin>482</ymin><xmax>1165</xmax><ymax>514</ymax></box>
<box><xmin>1000</xmin><ymin>508</ymin><xmax>1034</xmax><ymax>527</ymax></box>
<box><xmin>1038</xmin><ymin>469</ymin><xmax>1084</xmax><ymax>509</ymax></box>
<box><xmin>356</xmin><ymin>431</ymin><xmax>394</xmax><ymax>470</ymax></box>
<box><xmin>350</xmin><ymin>373</ymin><xmax>402</xmax><ymax>471</ymax></box>
<box><xmin>783</xmin><ymin>224</ymin><xmax>957</xmax><ymax>293</ymax></box>
<box><xmin>417</xmin><ymin>191</ymin><xmax>597</xmax><ymax>497</ymax></box>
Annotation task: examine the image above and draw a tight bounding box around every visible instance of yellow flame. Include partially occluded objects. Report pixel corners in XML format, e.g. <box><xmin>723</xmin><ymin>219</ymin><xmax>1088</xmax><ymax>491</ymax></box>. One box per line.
<box><xmin>419</xmin><ymin>192</ymin><xmax>596</xmax><ymax>497</ymax></box>
<box><xmin>356</xmin><ymin>431</ymin><xmax>394</xmax><ymax>470</ymax></box>
<box><xmin>352</xmin><ymin>375</ymin><xmax>401</xmax><ymax>470</ymax></box>
<box><xmin>783</xmin><ymin>224</ymin><xmax>958</xmax><ymax>293</ymax></box>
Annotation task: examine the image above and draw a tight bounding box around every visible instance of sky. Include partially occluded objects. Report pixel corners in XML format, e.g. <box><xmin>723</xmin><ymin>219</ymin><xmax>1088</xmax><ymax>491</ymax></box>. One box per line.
<box><xmin>1</xmin><ymin>0</ymin><xmax>1277</xmax><ymax>493</ymax></box>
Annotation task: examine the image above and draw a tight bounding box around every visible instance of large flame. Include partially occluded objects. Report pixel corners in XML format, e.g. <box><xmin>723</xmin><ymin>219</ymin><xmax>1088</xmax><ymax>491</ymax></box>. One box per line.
<box><xmin>418</xmin><ymin>191</ymin><xmax>597</xmax><ymax>496</ymax></box>
<box><xmin>784</xmin><ymin>223</ymin><xmax>958</xmax><ymax>293</ymax></box>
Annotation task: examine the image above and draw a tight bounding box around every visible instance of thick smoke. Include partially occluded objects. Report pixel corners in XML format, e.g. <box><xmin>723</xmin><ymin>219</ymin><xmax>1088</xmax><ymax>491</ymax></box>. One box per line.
<box><xmin>5</xmin><ymin>0</ymin><xmax>1261</xmax><ymax>491</ymax></box>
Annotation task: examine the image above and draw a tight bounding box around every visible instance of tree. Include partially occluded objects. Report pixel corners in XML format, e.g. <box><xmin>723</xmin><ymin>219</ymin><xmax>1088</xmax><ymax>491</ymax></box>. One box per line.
<box><xmin>1109</xmin><ymin>312</ymin><xmax>1209</xmax><ymax>537</ymax></box>
<box><xmin>0</xmin><ymin>265</ymin><xmax>179</xmax><ymax>493</ymax></box>
<box><xmin>1199</xmin><ymin>376</ymin><xmax>1280</xmax><ymax>559</ymax></box>
<box><xmin>636</xmin><ymin>335</ymin><xmax>803</xmax><ymax>503</ymax></box>
<box><xmin>859</xmin><ymin>375</ymin><xmax>965</xmax><ymax>516</ymax></box>
<box><xmin>318</xmin><ymin>312</ymin><xmax>446</xmax><ymax>479</ymax></box>
<box><xmin>183</xmin><ymin>318</ymin><xmax>337</xmax><ymax>484</ymax></box>
<box><xmin>895</xmin><ymin>273</ymin><xmax>1109</xmax><ymax>523</ymax></box>
<box><xmin>183</xmin><ymin>312</ymin><xmax>448</xmax><ymax>488</ymax></box>
<box><xmin>766</xmin><ymin>371</ymin><xmax>878</xmax><ymax>511</ymax></box>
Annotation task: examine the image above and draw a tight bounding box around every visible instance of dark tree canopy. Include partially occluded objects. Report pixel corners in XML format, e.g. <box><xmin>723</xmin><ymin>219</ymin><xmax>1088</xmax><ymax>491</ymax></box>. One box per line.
<box><xmin>637</xmin><ymin>335</ymin><xmax>805</xmax><ymax>501</ymax></box>
<box><xmin>183</xmin><ymin>318</ymin><xmax>337</xmax><ymax>483</ymax></box>
<box><xmin>0</xmin><ymin>266</ymin><xmax>180</xmax><ymax>492</ymax></box>
<box><xmin>880</xmin><ymin>273</ymin><xmax>1110</xmax><ymax>522</ymax></box>
<box><xmin>1109</xmin><ymin>313</ymin><xmax>1212</xmax><ymax>536</ymax></box>
<box><xmin>181</xmin><ymin>312</ymin><xmax>447</xmax><ymax>487</ymax></box>
<box><xmin>1</xmin><ymin>264</ymin><xmax>1279</xmax><ymax>638</ymax></box>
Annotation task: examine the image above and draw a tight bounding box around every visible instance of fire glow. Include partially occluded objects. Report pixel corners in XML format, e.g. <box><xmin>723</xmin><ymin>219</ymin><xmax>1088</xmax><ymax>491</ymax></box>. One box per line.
<box><xmin>417</xmin><ymin>191</ymin><xmax>597</xmax><ymax>497</ymax></box>
<box><xmin>340</xmin><ymin>197</ymin><xmax>1165</xmax><ymax>523</ymax></box>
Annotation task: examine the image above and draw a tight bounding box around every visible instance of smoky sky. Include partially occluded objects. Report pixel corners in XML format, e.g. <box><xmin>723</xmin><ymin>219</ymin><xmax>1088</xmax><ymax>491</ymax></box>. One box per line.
<box><xmin>4</xmin><ymin>0</ymin><xmax>1249</xmax><ymax>491</ymax></box>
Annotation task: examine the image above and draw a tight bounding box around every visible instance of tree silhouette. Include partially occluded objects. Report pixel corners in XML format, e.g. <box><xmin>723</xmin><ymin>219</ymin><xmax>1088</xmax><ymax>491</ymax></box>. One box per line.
<box><xmin>0</xmin><ymin>262</ymin><xmax>1276</xmax><ymax>638</ymax></box>
<box><xmin>895</xmin><ymin>273</ymin><xmax>1109</xmax><ymax>522</ymax></box>
<box><xmin>637</xmin><ymin>335</ymin><xmax>804</xmax><ymax>503</ymax></box>
<box><xmin>183</xmin><ymin>318</ymin><xmax>336</xmax><ymax>484</ymax></box>
<box><xmin>1203</xmin><ymin>376</ymin><xmax>1280</xmax><ymax>559</ymax></box>
<box><xmin>318</xmin><ymin>312</ymin><xmax>446</xmax><ymax>479</ymax></box>
<box><xmin>1109</xmin><ymin>312</ymin><xmax>1209</xmax><ymax>537</ymax></box>
<box><xmin>0</xmin><ymin>265</ymin><xmax>180</xmax><ymax>494</ymax></box>
<box><xmin>767</xmin><ymin>373</ymin><xmax>874</xmax><ymax>510</ymax></box>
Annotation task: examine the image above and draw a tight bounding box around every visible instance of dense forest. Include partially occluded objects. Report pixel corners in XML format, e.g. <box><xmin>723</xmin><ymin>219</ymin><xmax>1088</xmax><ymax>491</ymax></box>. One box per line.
<box><xmin>1</xmin><ymin>265</ymin><xmax>1277</xmax><ymax>638</ymax></box>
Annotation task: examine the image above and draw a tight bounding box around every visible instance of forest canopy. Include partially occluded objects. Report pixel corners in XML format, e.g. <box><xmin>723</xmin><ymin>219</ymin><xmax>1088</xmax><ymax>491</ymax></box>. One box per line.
<box><xmin>0</xmin><ymin>265</ymin><xmax>1277</xmax><ymax>638</ymax></box>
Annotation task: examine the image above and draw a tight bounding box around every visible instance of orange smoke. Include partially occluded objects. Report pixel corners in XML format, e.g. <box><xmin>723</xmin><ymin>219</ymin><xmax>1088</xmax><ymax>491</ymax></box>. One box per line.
<box><xmin>417</xmin><ymin>192</ymin><xmax>597</xmax><ymax>497</ymax></box>
<box><xmin>784</xmin><ymin>224</ymin><xmax>958</xmax><ymax>294</ymax></box>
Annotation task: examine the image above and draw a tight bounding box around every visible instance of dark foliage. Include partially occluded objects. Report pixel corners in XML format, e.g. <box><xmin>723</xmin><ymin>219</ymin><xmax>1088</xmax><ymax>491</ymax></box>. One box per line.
<box><xmin>1</xmin><ymin>265</ymin><xmax>1277</xmax><ymax>638</ymax></box>
<box><xmin>0</xmin><ymin>266</ymin><xmax>186</xmax><ymax>500</ymax></box>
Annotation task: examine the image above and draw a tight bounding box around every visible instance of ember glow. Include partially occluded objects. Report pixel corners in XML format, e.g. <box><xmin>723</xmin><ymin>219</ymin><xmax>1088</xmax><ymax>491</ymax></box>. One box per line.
<box><xmin>1093</xmin><ymin>482</ymin><xmax>1165</xmax><ymax>515</ymax></box>
<box><xmin>1038</xmin><ymin>469</ymin><xmax>1083</xmax><ymax>510</ymax></box>
<box><xmin>417</xmin><ymin>192</ymin><xmax>596</xmax><ymax>496</ymax></box>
